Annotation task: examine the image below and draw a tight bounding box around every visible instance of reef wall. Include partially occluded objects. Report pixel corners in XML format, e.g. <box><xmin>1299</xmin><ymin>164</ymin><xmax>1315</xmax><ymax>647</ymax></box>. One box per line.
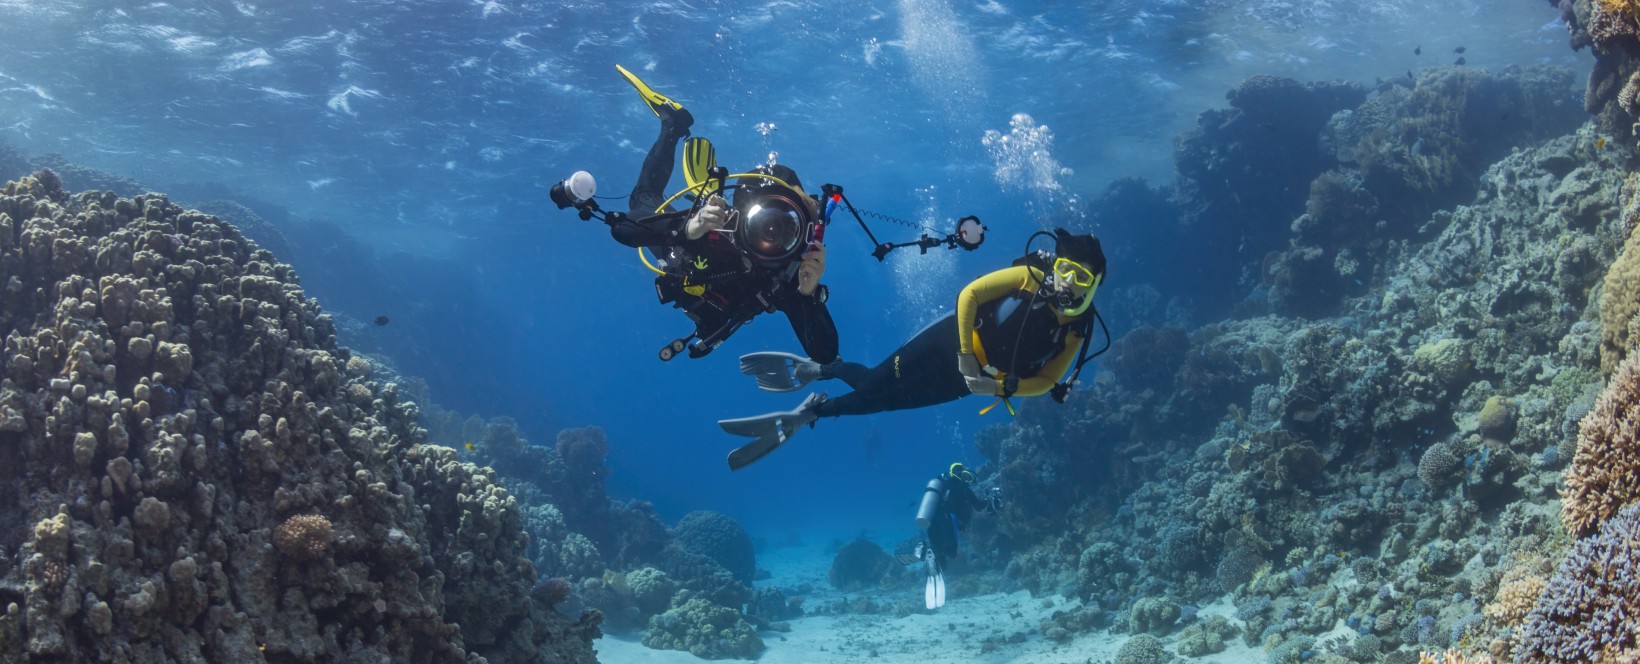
<box><xmin>0</xmin><ymin>173</ymin><xmax>600</xmax><ymax>662</ymax></box>
<box><xmin>964</xmin><ymin>31</ymin><xmax>1635</xmax><ymax>663</ymax></box>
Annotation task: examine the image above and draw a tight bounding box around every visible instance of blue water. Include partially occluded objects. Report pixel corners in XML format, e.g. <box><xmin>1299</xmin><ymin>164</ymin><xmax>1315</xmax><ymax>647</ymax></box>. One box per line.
<box><xmin>0</xmin><ymin>0</ymin><xmax>1578</xmax><ymax>537</ymax></box>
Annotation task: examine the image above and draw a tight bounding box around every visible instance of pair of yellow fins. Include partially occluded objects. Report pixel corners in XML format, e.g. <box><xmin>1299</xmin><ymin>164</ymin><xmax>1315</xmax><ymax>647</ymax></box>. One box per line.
<box><xmin>616</xmin><ymin>64</ymin><xmax>717</xmax><ymax>192</ymax></box>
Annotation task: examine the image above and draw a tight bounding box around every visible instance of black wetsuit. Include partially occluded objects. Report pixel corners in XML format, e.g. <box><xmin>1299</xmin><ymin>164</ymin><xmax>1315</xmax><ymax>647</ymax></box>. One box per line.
<box><xmin>927</xmin><ymin>475</ymin><xmax>990</xmax><ymax>564</ymax></box>
<box><xmin>814</xmin><ymin>314</ymin><xmax>968</xmax><ymax>417</ymax></box>
<box><xmin>814</xmin><ymin>268</ymin><xmax>1085</xmax><ymax>418</ymax></box>
<box><xmin>609</xmin><ymin>119</ymin><xmax>839</xmax><ymax>363</ymax></box>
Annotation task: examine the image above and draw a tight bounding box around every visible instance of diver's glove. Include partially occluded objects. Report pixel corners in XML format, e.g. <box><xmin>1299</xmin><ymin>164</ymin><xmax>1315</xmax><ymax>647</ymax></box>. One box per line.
<box><xmin>686</xmin><ymin>194</ymin><xmax>729</xmax><ymax>240</ymax></box>
<box><xmin>958</xmin><ymin>353</ymin><xmax>998</xmax><ymax>396</ymax></box>
<box><xmin>798</xmin><ymin>242</ymin><xmax>826</xmax><ymax>296</ymax></box>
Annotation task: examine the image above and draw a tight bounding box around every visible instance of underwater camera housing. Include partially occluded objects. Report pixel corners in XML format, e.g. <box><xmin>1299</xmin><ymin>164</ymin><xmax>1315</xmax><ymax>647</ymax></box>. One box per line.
<box><xmin>550</xmin><ymin>171</ymin><xmax>601</xmax><ymax>220</ymax></box>
<box><xmin>730</xmin><ymin>181</ymin><xmax>820</xmax><ymax>267</ymax></box>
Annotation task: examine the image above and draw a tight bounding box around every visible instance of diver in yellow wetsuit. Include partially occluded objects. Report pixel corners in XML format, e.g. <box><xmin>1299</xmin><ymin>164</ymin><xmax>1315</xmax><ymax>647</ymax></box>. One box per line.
<box><xmin>718</xmin><ymin>228</ymin><xmax>1106</xmax><ymax>470</ymax></box>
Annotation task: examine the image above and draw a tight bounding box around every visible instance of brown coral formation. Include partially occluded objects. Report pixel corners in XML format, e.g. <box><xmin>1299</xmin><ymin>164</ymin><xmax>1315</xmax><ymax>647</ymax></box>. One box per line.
<box><xmin>1562</xmin><ymin>351</ymin><xmax>1640</xmax><ymax>538</ymax></box>
<box><xmin>0</xmin><ymin>173</ymin><xmax>598</xmax><ymax>662</ymax></box>
<box><xmin>272</xmin><ymin>514</ymin><xmax>333</xmax><ymax>561</ymax></box>
<box><xmin>1600</xmin><ymin>227</ymin><xmax>1640</xmax><ymax>373</ymax></box>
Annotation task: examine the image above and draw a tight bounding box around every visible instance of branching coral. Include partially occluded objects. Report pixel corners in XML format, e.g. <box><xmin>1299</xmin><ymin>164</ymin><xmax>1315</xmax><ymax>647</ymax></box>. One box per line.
<box><xmin>1517</xmin><ymin>502</ymin><xmax>1640</xmax><ymax>662</ymax></box>
<box><xmin>1562</xmin><ymin>351</ymin><xmax>1640</xmax><ymax>538</ymax></box>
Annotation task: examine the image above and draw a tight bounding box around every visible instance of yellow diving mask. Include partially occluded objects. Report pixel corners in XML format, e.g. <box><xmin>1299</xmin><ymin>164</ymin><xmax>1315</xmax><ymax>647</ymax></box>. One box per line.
<box><xmin>949</xmin><ymin>463</ymin><xmax>975</xmax><ymax>484</ymax></box>
<box><xmin>1053</xmin><ymin>257</ymin><xmax>1097</xmax><ymax>288</ymax></box>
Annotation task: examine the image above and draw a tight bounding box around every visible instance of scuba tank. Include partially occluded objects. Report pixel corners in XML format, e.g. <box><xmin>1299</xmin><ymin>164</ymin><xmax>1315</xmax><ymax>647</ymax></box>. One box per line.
<box><xmin>915</xmin><ymin>477</ymin><xmax>946</xmax><ymax>529</ymax></box>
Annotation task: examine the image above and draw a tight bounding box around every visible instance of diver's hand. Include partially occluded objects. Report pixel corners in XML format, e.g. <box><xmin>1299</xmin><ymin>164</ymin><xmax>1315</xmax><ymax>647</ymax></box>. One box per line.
<box><xmin>686</xmin><ymin>194</ymin><xmax>728</xmax><ymax>240</ymax></box>
<box><xmin>965</xmin><ymin>374</ymin><xmax>999</xmax><ymax>396</ymax></box>
<box><xmin>797</xmin><ymin>242</ymin><xmax>826</xmax><ymax>296</ymax></box>
<box><xmin>959</xmin><ymin>353</ymin><xmax>997</xmax><ymax>396</ymax></box>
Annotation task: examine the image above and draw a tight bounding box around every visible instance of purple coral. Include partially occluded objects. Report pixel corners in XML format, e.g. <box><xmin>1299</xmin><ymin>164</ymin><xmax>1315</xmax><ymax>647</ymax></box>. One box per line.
<box><xmin>1517</xmin><ymin>502</ymin><xmax>1640</xmax><ymax>661</ymax></box>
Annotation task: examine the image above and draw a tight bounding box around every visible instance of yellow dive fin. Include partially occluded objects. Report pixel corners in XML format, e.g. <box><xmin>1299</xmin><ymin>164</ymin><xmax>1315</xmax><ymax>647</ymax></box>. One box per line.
<box><xmin>616</xmin><ymin>64</ymin><xmax>684</xmax><ymax>117</ymax></box>
<box><xmin>683</xmin><ymin>137</ymin><xmax>717</xmax><ymax>190</ymax></box>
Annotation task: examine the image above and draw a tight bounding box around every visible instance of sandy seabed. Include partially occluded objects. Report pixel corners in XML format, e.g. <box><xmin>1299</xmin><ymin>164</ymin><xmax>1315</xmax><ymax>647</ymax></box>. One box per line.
<box><xmin>595</xmin><ymin>538</ymin><xmax>1265</xmax><ymax>663</ymax></box>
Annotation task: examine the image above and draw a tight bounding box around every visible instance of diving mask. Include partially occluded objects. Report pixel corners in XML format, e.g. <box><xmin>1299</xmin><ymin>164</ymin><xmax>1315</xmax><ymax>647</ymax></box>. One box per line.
<box><xmin>1053</xmin><ymin>257</ymin><xmax>1097</xmax><ymax>288</ymax></box>
<box><xmin>1049</xmin><ymin>258</ymin><xmax>1099</xmax><ymax>317</ymax></box>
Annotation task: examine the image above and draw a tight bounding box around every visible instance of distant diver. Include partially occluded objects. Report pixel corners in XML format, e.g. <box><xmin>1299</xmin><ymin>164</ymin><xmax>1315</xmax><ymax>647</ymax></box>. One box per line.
<box><xmin>373</xmin><ymin>315</ymin><xmax>390</xmax><ymax>326</ymax></box>
<box><xmin>1454</xmin><ymin>45</ymin><xmax>1466</xmax><ymax>54</ymax></box>
<box><xmin>1455</xmin><ymin>56</ymin><xmax>1466</xmax><ymax>66</ymax></box>
<box><xmin>1414</xmin><ymin>45</ymin><xmax>1421</xmax><ymax>55</ymax></box>
<box><xmin>897</xmin><ymin>463</ymin><xmax>1000</xmax><ymax>610</ymax></box>
<box><xmin>551</xmin><ymin>65</ymin><xmax>836</xmax><ymax>363</ymax></box>
<box><xmin>718</xmin><ymin>228</ymin><xmax>1108</xmax><ymax>470</ymax></box>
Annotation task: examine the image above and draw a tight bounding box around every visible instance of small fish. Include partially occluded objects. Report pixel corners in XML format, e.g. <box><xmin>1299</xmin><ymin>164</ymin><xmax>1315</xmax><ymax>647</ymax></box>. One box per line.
<box><xmin>1455</xmin><ymin>57</ymin><xmax>1466</xmax><ymax>66</ymax></box>
<box><xmin>1414</xmin><ymin>45</ymin><xmax>1421</xmax><ymax>55</ymax></box>
<box><xmin>464</xmin><ymin>442</ymin><xmax>476</xmax><ymax>451</ymax></box>
<box><xmin>1597</xmin><ymin>136</ymin><xmax>1607</xmax><ymax>150</ymax></box>
<box><xmin>1407</xmin><ymin>70</ymin><xmax>1415</xmax><ymax>80</ymax></box>
<box><xmin>1454</xmin><ymin>46</ymin><xmax>1466</xmax><ymax>54</ymax></box>
<box><xmin>374</xmin><ymin>315</ymin><xmax>390</xmax><ymax>326</ymax></box>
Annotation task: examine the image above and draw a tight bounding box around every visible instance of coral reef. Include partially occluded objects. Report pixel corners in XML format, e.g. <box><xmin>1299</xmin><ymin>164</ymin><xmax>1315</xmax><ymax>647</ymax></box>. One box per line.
<box><xmin>1599</xmin><ymin>223</ymin><xmax>1640</xmax><ymax>372</ymax></box>
<box><xmin>1272</xmin><ymin>66</ymin><xmax>1584</xmax><ymax>316</ymax></box>
<box><xmin>416</xmin><ymin>400</ymin><xmax>766</xmax><ymax>649</ymax></box>
<box><xmin>1516</xmin><ymin>502</ymin><xmax>1640</xmax><ymax>662</ymax></box>
<box><xmin>1557</xmin><ymin>0</ymin><xmax>1640</xmax><ymax>137</ymax></box>
<box><xmin>962</xmin><ymin>53</ymin><xmax>1625</xmax><ymax>663</ymax></box>
<box><xmin>1561</xmin><ymin>351</ymin><xmax>1640</xmax><ymax>538</ymax></box>
<box><xmin>0</xmin><ymin>173</ymin><xmax>598</xmax><ymax>662</ymax></box>
<box><xmin>1171</xmin><ymin>76</ymin><xmax>1366</xmax><ymax>320</ymax></box>
<box><xmin>641</xmin><ymin>598</ymin><xmax>764</xmax><ymax>660</ymax></box>
<box><xmin>671</xmin><ymin>511</ymin><xmax>757</xmax><ymax>585</ymax></box>
<box><xmin>828</xmin><ymin>538</ymin><xmax>893</xmax><ymax>592</ymax></box>
<box><xmin>271</xmin><ymin>514</ymin><xmax>333</xmax><ymax>561</ymax></box>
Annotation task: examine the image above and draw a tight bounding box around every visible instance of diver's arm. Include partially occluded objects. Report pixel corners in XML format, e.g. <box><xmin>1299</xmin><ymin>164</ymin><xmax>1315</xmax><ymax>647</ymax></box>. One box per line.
<box><xmin>956</xmin><ymin>265</ymin><xmax>1041</xmax><ymax>354</ymax></box>
<box><xmin>607</xmin><ymin>212</ymin><xmax>689</xmax><ymax>248</ymax></box>
<box><xmin>776</xmin><ymin>288</ymin><xmax>840</xmax><ymax>365</ymax></box>
<box><xmin>1012</xmin><ymin>329</ymin><xmax>1084</xmax><ymax>397</ymax></box>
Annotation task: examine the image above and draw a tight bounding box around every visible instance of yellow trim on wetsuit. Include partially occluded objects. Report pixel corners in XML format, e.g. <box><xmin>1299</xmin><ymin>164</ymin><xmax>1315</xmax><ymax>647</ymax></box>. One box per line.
<box><xmin>957</xmin><ymin>265</ymin><xmax>1045</xmax><ymax>355</ymax></box>
<box><xmin>955</xmin><ymin>264</ymin><xmax>1090</xmax><ymax>399</ymax></box>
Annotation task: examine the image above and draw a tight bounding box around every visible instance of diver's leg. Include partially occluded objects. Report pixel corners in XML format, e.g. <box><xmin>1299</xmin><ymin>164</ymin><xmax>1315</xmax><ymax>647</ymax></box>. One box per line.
<box><xmin>928</xmin><ymin>512</ymin><xmax>960</xmax><ymax>561</ymax></box>
<box><xmin>821</xmin><ymin>361</ymin><xmax>871</xmax><ymax>389</ymax></box>
<box><xmin>813</xmin><ymin>314</ymin><xmax>969</xmax><ymax>417</ymax></box>
<box><xmin>629</xmin><ymin>121</ymin><xmax>688</xmax><ymax>216</ymax></box>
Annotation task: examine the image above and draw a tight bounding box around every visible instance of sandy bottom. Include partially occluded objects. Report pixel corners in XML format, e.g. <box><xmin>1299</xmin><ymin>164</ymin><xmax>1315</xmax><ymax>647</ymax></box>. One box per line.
<box><xmin>593</xmin><ymin>538</ymin><xmax>1264</xmax><ymax>663</ymax></box>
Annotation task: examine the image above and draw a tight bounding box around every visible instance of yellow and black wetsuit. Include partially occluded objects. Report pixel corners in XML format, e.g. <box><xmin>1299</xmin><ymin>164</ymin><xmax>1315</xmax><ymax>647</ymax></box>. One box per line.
<box><xmin>813</xmin><ymin>265</ymin><xmax>1089</xmax><ymax>417</ymax></box>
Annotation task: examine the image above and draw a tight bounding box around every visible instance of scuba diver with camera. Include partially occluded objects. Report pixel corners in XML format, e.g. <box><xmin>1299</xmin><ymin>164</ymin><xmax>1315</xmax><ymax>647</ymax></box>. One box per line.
<box><xmin>549</xmin><ymin>65</ymin><xmax>836</xmax><ymax>363</ymax></box>
<box><xmin>900</xmin><ymin>462</ymin><xmax>1000</xmax><ymax>610</ymax></box>
<box><xmin>719</xmin><ymin>228</ymin><xmax>1108</xmax><ymax>471</ymax></box>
